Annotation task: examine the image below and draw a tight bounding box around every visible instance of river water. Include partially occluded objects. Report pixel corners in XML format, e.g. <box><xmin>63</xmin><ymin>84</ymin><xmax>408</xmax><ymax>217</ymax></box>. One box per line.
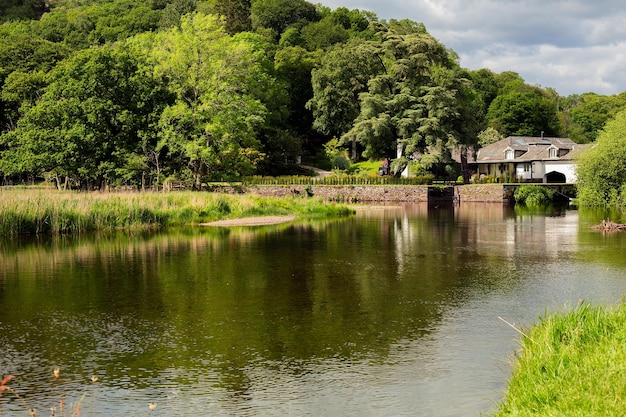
<box><xmin>0</xmin><ymin>203</ymin><xmax>625</xmax><ymax>416</ymax></box>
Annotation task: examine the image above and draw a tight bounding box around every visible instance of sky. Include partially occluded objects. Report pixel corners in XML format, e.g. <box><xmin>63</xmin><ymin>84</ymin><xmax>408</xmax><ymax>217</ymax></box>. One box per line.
<box><xmin>316</xmin><ymin>0</ymin><xmax>626</xmax><ymax>96</ymax></box>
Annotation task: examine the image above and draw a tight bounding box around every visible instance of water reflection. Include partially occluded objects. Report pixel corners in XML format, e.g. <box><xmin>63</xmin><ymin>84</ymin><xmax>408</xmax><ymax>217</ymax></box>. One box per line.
<box><xmin>1</xmin><ymin>204</ymin><xmax>625</xmax><ymax>416</ymax></box>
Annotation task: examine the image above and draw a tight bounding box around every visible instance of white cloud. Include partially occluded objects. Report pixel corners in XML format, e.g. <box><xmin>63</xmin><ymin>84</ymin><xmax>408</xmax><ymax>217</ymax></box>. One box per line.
<box><xmin>316</xmin><ymin>0</ymin><xmax>626</xmax><ymax>95</ymax></box>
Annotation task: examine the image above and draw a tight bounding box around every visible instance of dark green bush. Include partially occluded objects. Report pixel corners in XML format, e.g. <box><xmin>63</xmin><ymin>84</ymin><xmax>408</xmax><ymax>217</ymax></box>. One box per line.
<box><xmin>514</xmin><ymin>185</ymin><xmax>554</xmax><ymax>206</ymax></box>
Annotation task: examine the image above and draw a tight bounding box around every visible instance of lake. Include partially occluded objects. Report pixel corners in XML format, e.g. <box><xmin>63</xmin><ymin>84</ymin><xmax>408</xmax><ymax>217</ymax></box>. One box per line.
<box><xmin>1</xmin><ymin>203</ymin><xmax>625</xmax><ymax>416</ymax></box>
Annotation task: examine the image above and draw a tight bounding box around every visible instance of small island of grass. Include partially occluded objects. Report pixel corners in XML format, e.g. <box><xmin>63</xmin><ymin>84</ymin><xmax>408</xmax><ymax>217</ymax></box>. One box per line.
<box><xmin>0</xmin><ymin>188</ymin><xmax>354</xmax><ymax>235</ymax></box>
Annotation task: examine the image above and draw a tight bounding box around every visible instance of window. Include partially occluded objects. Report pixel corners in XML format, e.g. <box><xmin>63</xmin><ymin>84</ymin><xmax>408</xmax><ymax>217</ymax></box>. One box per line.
<box><xmin>524</xmin><ymin>163</ymin><xmax>531</xmax><ymax>173</ymax></box>
<box><xmin>549</xmin><ymin>147</ymin><xmax>558</xmax><ymax>158</ymax></box>
<box><xmin>505</xmin><ymin>149</ymin><xmax>514</xmax><ymax>160</ymax></box>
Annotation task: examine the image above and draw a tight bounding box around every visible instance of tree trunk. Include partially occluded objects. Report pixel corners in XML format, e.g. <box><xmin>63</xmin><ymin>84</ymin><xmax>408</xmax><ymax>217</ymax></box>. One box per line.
<box><xmin>192</xmin><ymin>160</ymin><xmax>202</xmax><ymax>190</ymax></box>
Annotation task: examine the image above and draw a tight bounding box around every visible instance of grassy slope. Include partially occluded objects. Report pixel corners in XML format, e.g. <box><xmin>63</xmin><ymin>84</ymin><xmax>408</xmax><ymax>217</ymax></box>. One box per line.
<box><xmin>493</xmin><ymin>302</ymin><xmax>626</xmax><ymax>416</ymax></box>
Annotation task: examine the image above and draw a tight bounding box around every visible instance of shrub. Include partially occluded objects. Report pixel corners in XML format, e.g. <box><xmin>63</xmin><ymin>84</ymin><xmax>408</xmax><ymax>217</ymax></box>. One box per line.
<box><xmin>514</xmin><ymin>185</ymin><xmax>554</xmax><ymax>206</ymax></box>
<box><xmin>332</xmin><ymin>154</ymin><xmax>351</xmax><ymax>170</ymax></box>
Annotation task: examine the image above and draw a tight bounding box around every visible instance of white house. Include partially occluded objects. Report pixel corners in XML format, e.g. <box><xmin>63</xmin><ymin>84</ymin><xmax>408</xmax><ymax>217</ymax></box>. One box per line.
<box><xmin>475</xmin><ymin>136</ymin><xmax>588</xmax><ymax>183</ymax></box>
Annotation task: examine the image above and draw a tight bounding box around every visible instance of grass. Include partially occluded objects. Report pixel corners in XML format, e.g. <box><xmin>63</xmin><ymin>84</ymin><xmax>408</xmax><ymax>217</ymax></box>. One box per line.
<box><xmin>347</xmin><ymin>160</ymin><xmax>382</xmax><ymax>175</ymax></box>
<box><xmin>0</xmin><ymin>188</ymin><xmax>354</xmax><ymax>235</ymax></box>
<box><xmin>493</xmin><ymin>301</ymin><xmax>626</xmax><ymax>416</ymax></box>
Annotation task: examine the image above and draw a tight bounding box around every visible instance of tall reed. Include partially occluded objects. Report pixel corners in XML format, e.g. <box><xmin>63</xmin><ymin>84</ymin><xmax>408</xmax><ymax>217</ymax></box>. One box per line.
<box><xmin>0</xmin><ymin>189</ymin><xmax>353</xmax><ymax>235</ymax></box>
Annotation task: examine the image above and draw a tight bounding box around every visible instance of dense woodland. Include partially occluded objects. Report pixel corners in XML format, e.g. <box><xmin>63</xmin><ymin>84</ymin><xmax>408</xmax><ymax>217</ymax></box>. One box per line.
<box><xmin>1</xmin><ymin>0</ymin><xmax>626</xmax><ymax>190</ymax></box>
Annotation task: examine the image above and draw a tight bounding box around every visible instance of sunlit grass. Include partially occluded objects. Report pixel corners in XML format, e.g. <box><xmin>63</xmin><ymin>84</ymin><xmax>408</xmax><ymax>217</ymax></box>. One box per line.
<box><xmin>0</xmin><ymin>189</ymin><xmax>354</xmax><ymax>235</ymax></box>
<box><xmin>493</xmin><ymin>301</ymin><xmax>626</xmax><ymax>416</ymax></box>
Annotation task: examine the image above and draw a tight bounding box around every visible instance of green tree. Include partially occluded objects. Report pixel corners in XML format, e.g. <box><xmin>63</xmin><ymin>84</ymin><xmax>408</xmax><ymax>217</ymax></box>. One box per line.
<box><xmin>308</xmin><ymin>39</ymin><xmax>382</xmax><ymax>158</ymax></box>
<box><xmin>151</xmin><ymin>13</ymin><xmax>272</xmax><ymax>187</ymax></box>
<box><xmin>300</xmin><ymin>16</ymin><xmax>348</xmax><ymax>51</ymax></box>
<box><xmin>203</xmin><ymin>0</ymin><xmax>251</xmax><ymax>34</ymax></box>
<box><xmin>487</xmin><ymin>89</ymin><xmax>559</xmax><ymax>136</ymax></box>
<box><xmin>567</xmin><ymin>93</ymin><xmax>626</xmax><ymax>143</ymax></box>
<box><xmin>477</xmin><ymin>127</ymin><xmax>503</xmax><ymax>147</ymax></box>
<box><xmin>0</xmin><ymin>44</ymin><xmax>171</xmax><ymax>189</ymax></box>
<box><xmin>250</xmin><ymin>0</ymin><xmax>319</xmax><ymax>37</ymax></box>
<box><xmin>468</xmin><ymin>68</ymin><xmax>498</xmax><ymax>116</ymax></box>
<box><xmin>1</xmin><ymin>70</ymin><xmax>46</xmax><ymax>130</ymax></box>
<box><xmin>274</xmin><ymin>45</ymin><xmax>320</xmax><ymax>135</ymax></box>
<box><xmin>0</xmin><ymin>0</ymin><xmax>48</xmax><ymax>22</ymax></box>
<box><xmin>328</xmin><ymin>7</ymin><xmax>371</xmax><ymax>33</ymax></box>
<box><xmin>576</xmin><ymin>109</ymin><xmax>626</xmax><ymax>206</ymax></box>
<box><xmin>0</xmin><ymin>26</ymin><xmax>70</xmax><ymax>131</ymax></box>
<box><xmin>33</xmin><ymin>0</ymin><xmax>163</xmax><ymax>48</ymax></box>
<box><xmin>341</xmin><ymin>28</ymin><xmax>461</xmax><ymax>173</ymax></box>
<box><xmin>449</xmin><ymin>69</ymin><xmax>486</xmax><ymax>182</ymax></box>
<box><xmin>159</xmin><ymin>0</ymin><xmax>197</xmax><ymax>28</ymax></box>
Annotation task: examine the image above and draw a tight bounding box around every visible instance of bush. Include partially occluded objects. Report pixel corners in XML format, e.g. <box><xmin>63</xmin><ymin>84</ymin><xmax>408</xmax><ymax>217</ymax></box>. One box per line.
<box><xmin>332</xmin><ymin>154</ymin><xmax>351</xmax><ymax>170</ymax></box>
<box><xmin>514</xmin><ymin>185</ymin><xmax>554</xmax><ymax>206</ymax></box>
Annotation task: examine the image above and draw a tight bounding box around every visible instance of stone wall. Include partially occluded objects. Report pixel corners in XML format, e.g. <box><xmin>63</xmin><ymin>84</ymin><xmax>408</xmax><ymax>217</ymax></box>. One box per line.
<box><xmin>211</xmin><ymin>183</ymin><xmax>575</xmax><ymax>204</ymax></box>
<box><xmin>454</xmin><ymin>184</ymin><xmax>512</xmax><ymax>203</ymax></box>
<box><xmin>244</xmin><ymin>185</ymin><xmax>431</xmax><ymax>202</ymax></box>
<box><xmin>210</xmin><ymin>184</ymin><xmax>513</xmax><ymax>203</ymax></box>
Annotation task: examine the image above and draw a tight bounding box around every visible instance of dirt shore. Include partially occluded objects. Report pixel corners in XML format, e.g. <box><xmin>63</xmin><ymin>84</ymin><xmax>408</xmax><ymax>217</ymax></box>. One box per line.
<box><xmin>200</xmin><ymin>215</ymin><xmax>297</xmax><ymax>227</ymax></box>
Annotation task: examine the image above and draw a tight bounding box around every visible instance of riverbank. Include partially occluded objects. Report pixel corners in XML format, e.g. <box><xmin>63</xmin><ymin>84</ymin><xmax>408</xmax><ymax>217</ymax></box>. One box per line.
<box><xmin>0</xmin><ymin>189</ymin><xmax>354</xmax><ymax>235</ymax></box>
<box><xmin>211</xmin><ymin>183</ymin><xmax>576</xmax><ymax>203</ymax></box>
<box><xmin>493</xmin><ymin>302</ymin><xmax>626</xmax><ymax>416</ymax></box>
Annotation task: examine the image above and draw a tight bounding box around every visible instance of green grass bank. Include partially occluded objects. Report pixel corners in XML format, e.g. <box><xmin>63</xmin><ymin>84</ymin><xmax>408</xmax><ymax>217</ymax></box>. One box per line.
<box><xmin>493</xmin><ymin>302</ymin><xmax>626</xmax><ymax>416</ymax></box>
<box><xmin>0</xmin><ymin>188</ymin><xmax>354</xmax><ymax>235</ymax></box>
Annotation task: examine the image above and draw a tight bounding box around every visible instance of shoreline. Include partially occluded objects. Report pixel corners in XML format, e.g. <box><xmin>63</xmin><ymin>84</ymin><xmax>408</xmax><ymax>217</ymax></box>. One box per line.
<box><xmin>199</xmin><ymin>215</ymin><xmax>298</xmax><ymax>227</ymax></box>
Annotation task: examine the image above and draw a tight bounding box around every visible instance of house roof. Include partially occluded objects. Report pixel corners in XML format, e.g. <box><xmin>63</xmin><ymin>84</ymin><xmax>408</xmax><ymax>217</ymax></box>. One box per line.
<box><xmin>476</xmin><ymin>136</ymin><xmax>587</xmax><ymax>163</ymax></box>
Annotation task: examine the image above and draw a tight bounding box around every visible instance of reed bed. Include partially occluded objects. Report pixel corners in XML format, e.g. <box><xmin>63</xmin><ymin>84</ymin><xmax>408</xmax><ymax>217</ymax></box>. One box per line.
<box><xmin>0</xmin><ymin>189</ymin><xmax>353</xmax><ymax>235</ymax></box>
<box><xmin>494</xmin><ymin>301</ymin><xmax>626</xmax><ymax>416</ymax></box>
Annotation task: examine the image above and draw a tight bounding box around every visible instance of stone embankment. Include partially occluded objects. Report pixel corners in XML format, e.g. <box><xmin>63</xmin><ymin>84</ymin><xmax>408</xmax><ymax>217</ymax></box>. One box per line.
<box><xmin>213</xmin><ymin>184</ymin><xmax>514</xmax><ymax>203</ymax></box>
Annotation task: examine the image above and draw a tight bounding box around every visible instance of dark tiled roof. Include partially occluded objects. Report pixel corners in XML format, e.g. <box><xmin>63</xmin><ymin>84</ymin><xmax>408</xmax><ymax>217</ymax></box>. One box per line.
<box><xmin>476</xmin><ymin>136</ymin><xmax>585</xmax><ymax>163</ymax></box>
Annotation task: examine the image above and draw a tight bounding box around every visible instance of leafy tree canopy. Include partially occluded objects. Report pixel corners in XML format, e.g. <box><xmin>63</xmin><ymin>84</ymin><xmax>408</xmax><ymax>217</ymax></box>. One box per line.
<box><xmin>1</xmin><ymin>43</ymin><xmax>171</xmax><ymax>188</ymax></box>
<box><xmin>576</xmin><ymin>108</ymin><xmax>626</xmax><ymax>206</ymax></box>
<box><xmin>340</xmin><ymin>28</ymin><xmax>462</xmax><ymax>166</ymax></box>
<box><xmin>150</xmin><ymin>13</ymin><xmax>275</xmax><ymax>187</ymax></box>
<box><xmin>250</xmin><ymin>0</ymin><xmax>320</xmax><ymax>37</ymax></box>
<box><xmin>0</xmin><ymin>0</ymin><xmax>48</xmax><ymax>22</ymax></box>
<box><xmin>487</xmin><ymin>88</ymin><xmax>559</xmax><ymax>137</ymax></box>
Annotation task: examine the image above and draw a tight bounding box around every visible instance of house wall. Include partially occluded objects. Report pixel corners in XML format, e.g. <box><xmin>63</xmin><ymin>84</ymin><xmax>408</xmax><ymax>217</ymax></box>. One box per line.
<box><xmin>515</xmin><ymin>163</ymin><xmax>537</xmax><ymax>181</ymax></box>
<box><xmin>544</xmin><ymin>161</ymin><xmax>577</xmax><ymax>183</ymax></box>
<box><xmin>501</xmin><ymin>161</ymin><xmax>577</xmax><ymax>183</ymax></box>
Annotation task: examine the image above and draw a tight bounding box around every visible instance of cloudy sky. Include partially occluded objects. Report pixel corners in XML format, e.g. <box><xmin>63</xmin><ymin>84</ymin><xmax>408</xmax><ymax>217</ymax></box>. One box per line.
<box><xmin>316</xmin><ymin>0</ymin><xmax>626</xmax><ymax>96</ymax></box>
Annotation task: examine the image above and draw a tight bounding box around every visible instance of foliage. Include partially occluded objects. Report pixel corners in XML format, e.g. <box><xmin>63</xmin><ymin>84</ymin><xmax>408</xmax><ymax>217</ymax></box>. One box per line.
<box><xmin>487</xmin><ymin>88</ymin><xmax>559</xmax><ymax>137</ymax></box>
<box><xmin>273</xmin><ymin>45</ymin><xmax>320</xmax><ymax>135</ymax></box>
<box><xmin>332</xmin><ymin>154</ymin><xmax>350</xmax><ymax>170</ymax></box>
<box><xmin>513</xmin><ymin>185</ymin><xmax>554</xmax><ymax>206</ymax></box>
<box><xmin>576</xmin><ymin>109</ymin><xmax>626</xmax><ymax>206</ymax></box>
<box><xmin>494</xmin><ymin>302</ymin><xmax>626</xmax><ymax>416</ymax></box>
<box><xmin>563</xmin><ymin>92</ymin><xmax>626</xmax><ymax>143</ymax></box>
<box><xmin>341</xmin><ymin>28</ymin><xmax>462</xmax><ymax>164</ymax></box>
<box><xmin>477</xmin><ymin>127</ymin><xmax>503</xmax><ymax>147</ymax></box>
<box><xmin>308</xmin><ymin>38</ymin><xmax>381</xmax><ymax>138</ymax></box>
<box><xmin>300</xmin><ymin>16</ymin><xmax>349</xmax><ymax>51</ymax></box>
<box><xmin>1</xmin><ymin>43</ymin><xmax>171</xmax><ymax>189</ymax></box>
<box><xmin>0</xmin><ymin>0</ymin><xmax>620</xmax><ymax>187</ymax></box>
<box><xmin>250</xmin><ymin>0</ymin><xmax>320</xmax><ymax>37</ymax></box>
<box><xmin>151</xmin><ymin>14</ymin><xmax>275</xmax><ymax>188</ymax></box>
<box><xmin>0</xmin><ymin>0</ymin><xmax>48</xmax><ymax>22</ymax></box>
